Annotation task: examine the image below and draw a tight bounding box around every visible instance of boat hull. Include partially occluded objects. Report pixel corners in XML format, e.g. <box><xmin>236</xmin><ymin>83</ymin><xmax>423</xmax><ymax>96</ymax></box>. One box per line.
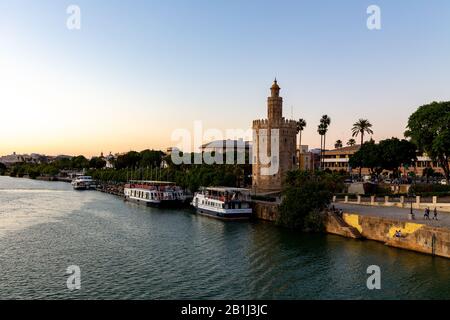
<box><xmin>125</xmin><ymin>197</ymin><xmax>184</xmax><ymax>208</ymax></box>
<box><xmin>194</xmin><ymin>207</ymin><xmax>252</xmax><ymax>221</ymax></box>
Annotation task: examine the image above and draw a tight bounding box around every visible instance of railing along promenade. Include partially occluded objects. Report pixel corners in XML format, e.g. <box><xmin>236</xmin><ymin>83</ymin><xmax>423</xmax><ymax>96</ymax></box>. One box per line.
<box><xmin>333</xmin><ymin>195</ymin><xmax>450</xmax><ymax>212</ymax></box>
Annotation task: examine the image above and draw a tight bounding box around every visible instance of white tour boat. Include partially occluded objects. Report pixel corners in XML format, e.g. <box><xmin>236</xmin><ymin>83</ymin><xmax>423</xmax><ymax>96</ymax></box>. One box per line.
<box><xmin>71</xmin><ymin>176</ymin><xmax>96</xmax><ymax>190</ymax></box>
<box><xmin>191</xmin><ymin>187</ymin><xmax>253</xmax><ymax>220</ymax></box>
<box><xmin>124</xmin><ymin>181</ymin><xmax>186</xmax><ymax>207</ymax></box>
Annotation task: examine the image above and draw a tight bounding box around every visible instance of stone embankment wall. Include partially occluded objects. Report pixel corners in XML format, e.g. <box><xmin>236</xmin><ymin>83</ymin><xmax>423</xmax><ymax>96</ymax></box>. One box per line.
<box><xmin>252</xmin><ymin>201</ymin><xmax>450</xmax><ymax>259</ymax></box>
<box><xmin>324</xmin><ymin>212</ymin><xmax>362</xmax><ymax>239</ymax></box>
<box><xmin>337</xmin><ymin>213</ymin><xmax>450</xmax><ymax>259</ymax></box>
<box><xmin>253</xmin><ymin>201</ymin><xmax>279</xmax><ymax>222</ymax></box>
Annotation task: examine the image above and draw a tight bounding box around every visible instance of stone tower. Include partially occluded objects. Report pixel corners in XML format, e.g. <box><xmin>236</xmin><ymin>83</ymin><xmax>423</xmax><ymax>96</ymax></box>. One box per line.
<box><xmin>252</xmin><ymin>80</ymin><xmax>297</xmax><ymax>193</ymax></box>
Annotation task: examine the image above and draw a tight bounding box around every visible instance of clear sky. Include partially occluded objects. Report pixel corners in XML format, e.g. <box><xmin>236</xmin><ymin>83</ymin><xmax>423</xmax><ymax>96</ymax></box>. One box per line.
<box><xmin>1</xmin><ymin>0</ymin><xmax>450</xmax><ymax>157</ymax></box>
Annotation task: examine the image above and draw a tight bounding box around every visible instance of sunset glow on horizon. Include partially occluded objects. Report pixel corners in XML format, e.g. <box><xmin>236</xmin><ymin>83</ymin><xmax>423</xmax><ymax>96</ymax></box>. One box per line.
<box><xmin>2</xmin><ymin>0</ymin><xmax>450</xmax><ymax>157</ymax></box>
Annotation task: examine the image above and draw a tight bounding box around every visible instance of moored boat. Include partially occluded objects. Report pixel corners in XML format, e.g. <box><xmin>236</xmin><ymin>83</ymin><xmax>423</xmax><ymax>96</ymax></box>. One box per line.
<box><xmin>124</xmin><ymin>180</ymin><xmax>186</xmax><ymax>207</ymax></box>
<box><xmin>191</xmin><ymin>187</ymin><xmax>253</xmax><ymax>220</ymax></box>
<box><xmin>71</xmin><ymin>175</ymin><xmax>96</xmax><ymax>190</ymax></box>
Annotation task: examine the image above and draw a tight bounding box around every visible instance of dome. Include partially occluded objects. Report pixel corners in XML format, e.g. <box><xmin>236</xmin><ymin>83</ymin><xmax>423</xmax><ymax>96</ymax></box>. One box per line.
<box><xmin>271</xmin><ymin>79</ymin><xmax>280</xmax><ymax>90</ymax></box>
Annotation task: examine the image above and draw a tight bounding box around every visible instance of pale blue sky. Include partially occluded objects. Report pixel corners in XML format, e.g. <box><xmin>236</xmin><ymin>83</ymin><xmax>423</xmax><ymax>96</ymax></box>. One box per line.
<box><xmin>1</xmin><ymin>0</ymin><xmax>450</xmax><ymax>156</ymax></box>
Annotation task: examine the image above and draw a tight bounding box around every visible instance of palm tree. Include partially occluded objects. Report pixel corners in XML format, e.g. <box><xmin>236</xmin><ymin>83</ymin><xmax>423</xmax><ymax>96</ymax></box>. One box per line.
<box><xmin>334</xmin><ymin>140</ymin><xmax>343</xmax><ymax>149</ymax></box>
<box><xmin>352</xmin><ymin>119</ymin><xmax>373</xmax><ymax>146</ymax></box>
<box><xmin>296</xmin><ymin>118</ymin><xmax>307</xmax><ymax>149</ymax></box>
<box><xmin>347</xmin><ymin>138</ymin><xmax>356</xmax><ymax>146</ymax></box>
<box><xmin>318</xmin><ymin>123</ymin><xmax>327</xmax><ymax>170</ymax></box>
<box><xmin>296</xmin><ymin>118</ymin><xmax>307</xmax><ymax>164</ymax></box>
<box><xmin>352</xmin><ymin>119</ymin><xmax>373</xmax><ymax>178</ymax></box>
<box><xmin>319</xmin><ymin>115</ymin><xmax>331</xmax><ymax>169</ymax></box>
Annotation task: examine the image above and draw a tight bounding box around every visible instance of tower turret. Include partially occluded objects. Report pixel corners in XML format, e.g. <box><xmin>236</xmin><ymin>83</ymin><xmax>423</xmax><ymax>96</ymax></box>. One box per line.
<box><xmin>267</xmin><ymin>79</ymin><xmax>283</xmax><ymax>122</ymax></box>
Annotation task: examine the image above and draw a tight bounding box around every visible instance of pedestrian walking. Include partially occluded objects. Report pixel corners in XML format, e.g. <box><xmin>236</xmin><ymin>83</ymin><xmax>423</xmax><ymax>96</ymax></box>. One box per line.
<box><xmin>433</xmin><ymin>208</ymin><xmax>438</xmax><ymax>220</ymax></box>
<box><xmin>424</xmin><ymin>207</ymin><xmax>430</xmax><ymax>220</ymax></box>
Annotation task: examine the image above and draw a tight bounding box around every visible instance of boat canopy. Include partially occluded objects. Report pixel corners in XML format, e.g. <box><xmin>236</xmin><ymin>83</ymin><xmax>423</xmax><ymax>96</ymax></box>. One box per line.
<box><xmin>203</xmin><ymin>187</ymin><xmax>250</xmax><ymax>193</ymax></box>
<box><xmin>128</xmin><ymin>180</ymin><xmax>175</xmax><ymax>185</ymax></box>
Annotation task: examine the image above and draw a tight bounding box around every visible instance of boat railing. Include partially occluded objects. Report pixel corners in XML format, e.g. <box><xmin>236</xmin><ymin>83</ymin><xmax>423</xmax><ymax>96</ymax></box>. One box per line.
<box><xmin>201</xmin><ymin>193</ymin><xmax>250</xmax><ymax>202</ymax></box>
<box><xmin>125</xmin><ymin>184</ymin><xmax>184</xmax><ymax>193</ymax></box>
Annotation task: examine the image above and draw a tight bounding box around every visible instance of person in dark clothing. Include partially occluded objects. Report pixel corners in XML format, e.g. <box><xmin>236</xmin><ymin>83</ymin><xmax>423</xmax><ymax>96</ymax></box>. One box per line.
<box><xmin>433</xmin><ymin>208</ymin><xmax>438</xmax><ymax>220</ymax></box>
<box><xmin>424</xmin><ymin>208</ymin><xmax>429</xmax><ymax>220</ymax></box>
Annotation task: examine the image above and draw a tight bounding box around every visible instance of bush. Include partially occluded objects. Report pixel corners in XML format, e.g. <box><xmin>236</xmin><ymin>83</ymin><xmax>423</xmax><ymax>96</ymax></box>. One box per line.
<box><xmin>277</xmin><ymin>170</ymin><xmax>339</xmax><ymax>230</ymax></box>
<box><xmin>303</xmin><ymin>209</ymin><xmax>326</xmax><ymax>232</ymax></box>
<box><xmin>373</xmin><ymin>185</ymin><xmax>393</xmax><ymax>196</ymax></box>
<box><xmin>410</xmin><ymin>184</ymin><xmax>450</xmax><ymax>194</ymax></box>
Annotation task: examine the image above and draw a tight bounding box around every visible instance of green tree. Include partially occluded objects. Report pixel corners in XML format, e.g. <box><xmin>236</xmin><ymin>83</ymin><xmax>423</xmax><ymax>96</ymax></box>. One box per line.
<box><xmin>140</xmin><ymin>149</ymin><xmax>164</xmax><ymax>168</ymax></box>
<box><xmin>296</xmin><ymin>118</ymin><xmax>307</xmax><ymax>152</ymax></box>
<box><xmin>347</xmin><ymin>138</ymin><xmax>356</xmax><ymax>146</ymax></box>
<box><xmin>378</xmin><ymin>138</ymin><xmax>417</xmax><ymax>178</ymax></box>
<box><xmin>349</xmin><ymin>138</ymin><xmax>417</xmax><ymax>178</ymax></box>
<box><xmin>349</xmin><ymin>140</ymin><xmax>382</xmax><ymax>177</ymax></box>
<box><xmin>352</xmin><ymin>119</ymin><xmax>373</xmax><ymax>146</ymax></box>
<box><xmin>71</xmin><ymin>155</ymin><xmax>89</xmax><ymax>169</ymax></box>
<box><xmin>317</xmin><ymin>124</ymin><xmax>326</xmax><ymax>169</ymax></box>
<box><xmin>278</xmin><ymin>171</ymin><xmax>343</xmax><ymax>230</ymax></box>
<box><xmin>115</xmin><ymin>151</ymin><xmax>141</xmax><ymax>169</ymax></box>
<box><xmin>52</xmin><ymin>157</ymin><xmax>72</xmax><ymax>170</ymax></box>
<box><xmin>423</xmin><ymin>167</ymin><xmax>435</xmax><ymax>183</ymax></box>
<box><xmin>334</xmin><ymin>140</ymin><xmax>343</xmax><ymax>149</ymax></box>
<box><xmin>0</xmin><ymin>162</ymin><xmax>6</xmax><ymax>175</ymax></box>
<box><xmin>89</xmin><ymin>157</ymin><xmax>107</xmax><ymax>169</ymax></box>
<box><xmin>319</xmin><ymin>115</ymin><xmax>331</xmax><ymax>169</ymax></box>
<box><xmin>405</xmin><ymin>102</ymin><xmax>450</xmax><ymax>181</ymax></box>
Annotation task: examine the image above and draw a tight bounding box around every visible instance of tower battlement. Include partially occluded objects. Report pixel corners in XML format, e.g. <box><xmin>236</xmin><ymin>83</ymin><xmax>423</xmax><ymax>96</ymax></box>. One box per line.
<box><xmin>252</xmin><ymin>118</ymin><xmax>297</xmax><ymax>129</ymax></box>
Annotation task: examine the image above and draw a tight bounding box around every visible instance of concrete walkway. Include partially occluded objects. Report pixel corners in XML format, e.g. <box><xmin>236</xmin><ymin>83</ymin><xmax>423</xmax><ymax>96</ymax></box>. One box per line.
<box><xmin>334</xmin><ymin>203</ymin><xmax>450</xmax><ymax>229</ymax></box>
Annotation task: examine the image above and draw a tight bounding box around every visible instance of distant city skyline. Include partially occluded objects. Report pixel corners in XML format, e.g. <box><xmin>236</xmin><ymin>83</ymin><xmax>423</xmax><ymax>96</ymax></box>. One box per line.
<box><xmin>1</xmin><ymin>0</ymin><xmax>450</xmax><ymax>157</ymax></box>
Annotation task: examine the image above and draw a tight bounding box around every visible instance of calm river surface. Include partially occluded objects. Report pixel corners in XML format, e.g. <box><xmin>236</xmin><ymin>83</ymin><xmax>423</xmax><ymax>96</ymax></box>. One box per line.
<box><xmin>0</xmin><ymin>176</ymin><xmax>448</xmax><ymax>299</ymax></box>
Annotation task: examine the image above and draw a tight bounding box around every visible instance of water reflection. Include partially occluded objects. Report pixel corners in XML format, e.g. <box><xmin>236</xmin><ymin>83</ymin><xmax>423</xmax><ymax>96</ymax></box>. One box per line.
<box><xmin>0</xmin><ymin>176</ymin><xmax>448</xmax><ymax>299</ymax></box>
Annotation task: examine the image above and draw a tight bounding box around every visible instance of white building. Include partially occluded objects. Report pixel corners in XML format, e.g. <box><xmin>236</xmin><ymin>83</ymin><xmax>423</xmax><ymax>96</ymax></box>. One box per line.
<box><xmin>200</xmin><ymin>139</ymin><xmax>251</xmax><ymax>154</ymax></box>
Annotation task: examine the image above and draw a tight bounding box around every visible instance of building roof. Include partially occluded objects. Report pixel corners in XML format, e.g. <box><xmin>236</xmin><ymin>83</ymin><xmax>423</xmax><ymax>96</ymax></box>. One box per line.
<box><xmin>200</xmin><ymin>139</ymin><xmax>252</xmax><ymax>149</ymax></box>
<box><xmin>323</xmin><ymin>145</ymin><xmax>361</xmax><ymax>156</ymax></box>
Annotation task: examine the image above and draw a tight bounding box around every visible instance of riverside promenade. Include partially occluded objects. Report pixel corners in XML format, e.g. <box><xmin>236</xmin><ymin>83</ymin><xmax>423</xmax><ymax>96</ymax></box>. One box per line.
<box><xmin>334</xmin><ymin>203</ymin><xmax>450</xmax><ymax>229</ymax></box>
<box><xmin>328</xmin><ymin>201</ymin><xmax>450</xmax><ymax>259</ymax></box>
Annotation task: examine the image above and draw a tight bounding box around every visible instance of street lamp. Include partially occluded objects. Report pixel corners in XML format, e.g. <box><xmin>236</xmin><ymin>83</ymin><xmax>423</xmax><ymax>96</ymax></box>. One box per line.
<box><xmin>408</xmin><ymin>184</ymin><xmax>415</xmax><ymax>220</ymax></box>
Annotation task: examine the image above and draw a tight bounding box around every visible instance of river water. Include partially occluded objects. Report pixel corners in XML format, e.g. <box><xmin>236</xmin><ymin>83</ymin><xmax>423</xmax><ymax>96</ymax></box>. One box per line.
<box><xmin>0</xmin><ymin>176</ymin><xmax>448</xmax><ymax>299</ymax></box>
